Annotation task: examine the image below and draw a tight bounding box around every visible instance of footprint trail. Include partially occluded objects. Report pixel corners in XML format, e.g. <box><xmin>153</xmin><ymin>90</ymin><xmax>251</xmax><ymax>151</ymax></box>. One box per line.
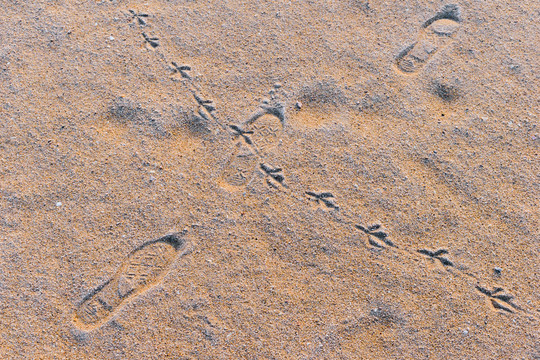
<box><xmin>74</xmin><ymin>6</ymin><xmax>538</xmax><ymax>331</ymax></box>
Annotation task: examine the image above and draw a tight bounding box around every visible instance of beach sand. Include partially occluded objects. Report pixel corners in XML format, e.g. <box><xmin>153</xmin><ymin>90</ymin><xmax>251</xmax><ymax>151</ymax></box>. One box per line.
<box><xmin>0</xmin><ymin>1</ymin><xmax>538</xmax><ymax>358</ymax></box>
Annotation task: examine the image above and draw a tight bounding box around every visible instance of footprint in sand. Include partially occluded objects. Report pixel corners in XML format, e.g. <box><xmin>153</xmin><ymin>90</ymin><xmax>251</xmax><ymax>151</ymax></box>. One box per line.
<box><xmin>218</xmin><ymin>141</ymin><xmax>259</xmax><ymax>190</ymax></box>
<box><xmin>243</xmin><ymin>82</ymin><xmax>286</xmax><ymax>157</ymax></box>
<box><xmin>73</xmin><ymin>233</ymin><xmax>187</xmax><ymax>331</ymax></box>
<box><xmin>396</xmin><ymin>4</ymin><xmax>461</xmax><ymax>74</ymax></box>
<box><xmin>219</xmin><ymin>83</ymin><xmax>286</xmax><ymax>190</ymax></box>
<box><xmin>245</xmin><ymin>111</ymin><xmax>284</xmax><ymax>158</ymax></box>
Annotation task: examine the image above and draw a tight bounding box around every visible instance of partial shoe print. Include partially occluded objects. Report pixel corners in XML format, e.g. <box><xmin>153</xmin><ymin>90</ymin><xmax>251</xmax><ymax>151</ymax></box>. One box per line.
<box><xmin>74</xmin><ymin>233</ymin><xmax>187</xmax><ymax>331</ymax></box>
<box><xmin>244</xmin><ymin>82</ymin><xmax>287</xmax><ymax>131</ymax></box>
<box><xmin>396</xmin><ymin>4</ymin><xmax>461</xmax><ymax>74</ymax></box>
<box><xmin>245</xmin><ymin>108</ymin><xmax>284</xmax><ymax>159</ymax></box>
<box><xmin>218</xmin><ymin>141</ymin><xmax>259</xmax><ymax>190</ymax></box>
<box><xmin>219</xmin><ymin>83</ymin><xmax>287</xmax><ymax>191</ymax></box>
<box><xmin>245</xmin><ymin>83</ymin><xmax>287</xmax><ymax>189</ymax></box>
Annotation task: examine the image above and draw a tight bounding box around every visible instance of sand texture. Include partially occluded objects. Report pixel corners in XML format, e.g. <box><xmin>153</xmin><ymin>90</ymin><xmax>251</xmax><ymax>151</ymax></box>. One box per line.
<box><xmin>1</xmin><ymin>1</ymin><xmax>539</xmax><ymax>359</ymax></box>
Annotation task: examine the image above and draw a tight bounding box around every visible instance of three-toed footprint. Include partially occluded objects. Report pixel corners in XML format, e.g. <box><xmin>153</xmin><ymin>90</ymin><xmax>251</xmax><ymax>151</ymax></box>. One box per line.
<box><xmin>396</xmin><ymin>4</ymin><xmax>461</xmax><ymax>74</ymax></box>
<box><xmin>74</xmin><ymin>233</ymin><xmax>188</xmax><ymax>331</ymax></box>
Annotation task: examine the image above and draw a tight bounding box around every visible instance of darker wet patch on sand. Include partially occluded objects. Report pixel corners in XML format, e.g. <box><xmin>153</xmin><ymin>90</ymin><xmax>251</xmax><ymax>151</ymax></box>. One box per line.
<box><xmin>297</xmin><ymin>79</ymin><xmax>347</xmax><ymax>107</ymax></box>
<box><xmin>108</xmin><ymin>97</ymin><xmax>167</xmax><ymax>136</ymax></box>
<box><xmin>432</xmin><ymin>81</ymin><xmax>461</xmax><ymax>102</ymax></box>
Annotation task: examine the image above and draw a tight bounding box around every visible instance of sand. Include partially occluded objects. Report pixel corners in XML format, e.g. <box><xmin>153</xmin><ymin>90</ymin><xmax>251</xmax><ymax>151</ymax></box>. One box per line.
<box><xmin>0</xmin><ymin>1</ymin><xmax>538</xmax><ymax>359</ymax></box>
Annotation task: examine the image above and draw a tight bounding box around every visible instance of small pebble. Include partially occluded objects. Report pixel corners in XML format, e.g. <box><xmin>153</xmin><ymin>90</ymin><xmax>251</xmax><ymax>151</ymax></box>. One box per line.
<box><xmin>109</xmin><ymin>36</ymin><xmax>114</xmax><ymax>41</ymax></box>
<box><xmin>295</xmin><ymin>101</ymin><xmax>302</xmax><ymax>110</ymax></box>
<box><xmin>55</xmin><ymin>202</ymin><xmax>62</xmax><ymax>207</ymax></box>
<box><xmin>494</xmin><ymin>267</ymin><xmax>502</xmax><ymax>275</ymax></box>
